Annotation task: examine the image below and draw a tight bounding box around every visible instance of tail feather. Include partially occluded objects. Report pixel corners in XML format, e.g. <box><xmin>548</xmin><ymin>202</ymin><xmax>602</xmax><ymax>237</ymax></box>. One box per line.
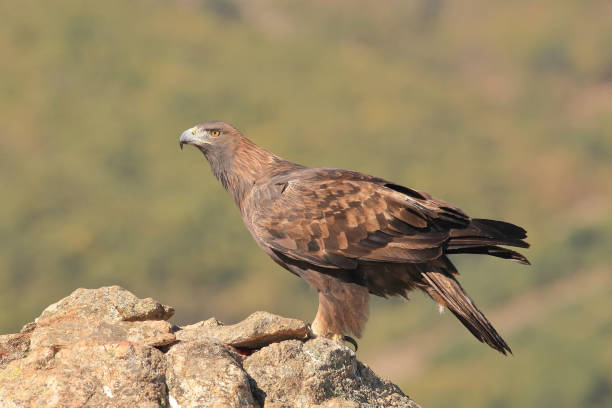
<box><xmin>422</xmin><ymin>269</ymin><xmax>512</xmax><ymax>355</ymax></box>
<box><xmin>471</xmin><ymin>218</ymin><xmax>527</xmax><ymax>239</ymax></box>
<box><xmin>447</xmin><ymin>245</ymin><xmax>530</xmax><ymax>265</ymax></box>
<box><xmin>448</xmin><ymin>218</ymin><xmax>530</xmax><ymax>264</ymax></box>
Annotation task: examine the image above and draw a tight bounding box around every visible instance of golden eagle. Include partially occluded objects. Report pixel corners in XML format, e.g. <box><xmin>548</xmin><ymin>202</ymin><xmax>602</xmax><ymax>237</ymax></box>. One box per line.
<box><xmin>179</xmin><ymin>121</ymin><xmax>529</xmax><ymax>354</ymax></box>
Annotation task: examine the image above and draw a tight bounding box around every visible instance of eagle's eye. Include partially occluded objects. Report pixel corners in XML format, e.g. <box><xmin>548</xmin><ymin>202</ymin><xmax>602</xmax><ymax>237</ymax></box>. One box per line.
<box><xmin>210</xmin><ymin>129</ymin><xmax>221</xmax><ymax>137</ymax></box>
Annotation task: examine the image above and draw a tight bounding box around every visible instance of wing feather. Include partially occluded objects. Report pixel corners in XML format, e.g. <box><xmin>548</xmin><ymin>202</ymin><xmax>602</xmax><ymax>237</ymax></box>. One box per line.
<box><xmin>249</xmin><ymin>169</ymin><xmax>464</xmax><ymax>269</ymax></box>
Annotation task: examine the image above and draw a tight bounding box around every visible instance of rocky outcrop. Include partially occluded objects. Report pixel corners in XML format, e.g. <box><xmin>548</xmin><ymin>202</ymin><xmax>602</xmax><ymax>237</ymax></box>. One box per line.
<box><xmin>0</xmin><ymin>286</ymin><xmax>420</xmax><ymax>408</ymax></box>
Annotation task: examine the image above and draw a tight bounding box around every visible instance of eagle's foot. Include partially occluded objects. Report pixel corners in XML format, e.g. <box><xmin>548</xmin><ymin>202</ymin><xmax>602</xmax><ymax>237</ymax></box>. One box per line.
<box><xmin>342</xmin><ymin>335</ymin><xmax>359</xmax><ymax>352</ymax></box>
<box><xmin>308</xmin><ymin>326</ymin><xmax>358</xmax><ymax>352</ymax></box>
<box><xmin>328</xmin><ymin>333</ymin><xmax>358</xmax><ymax>352</ymax></box>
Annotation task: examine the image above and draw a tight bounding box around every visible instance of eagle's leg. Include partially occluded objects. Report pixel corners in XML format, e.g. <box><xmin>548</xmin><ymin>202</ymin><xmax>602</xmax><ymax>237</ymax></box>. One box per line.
<box><xmin>310</xmin><ymin>302</ymin><xmax>359</xmax><ymax>351</ymax></box>
<box><xmin>309</xmin><ymin>276</ymin><xmax>369</xmax><ymax>350</ymax></box>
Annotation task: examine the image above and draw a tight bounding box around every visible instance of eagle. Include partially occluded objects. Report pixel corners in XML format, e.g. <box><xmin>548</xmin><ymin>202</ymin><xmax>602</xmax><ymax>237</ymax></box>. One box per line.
<box><xmin>179</xmin><ymin>121</ymin><xmax>529</xmax><ymax>354</ymax></box>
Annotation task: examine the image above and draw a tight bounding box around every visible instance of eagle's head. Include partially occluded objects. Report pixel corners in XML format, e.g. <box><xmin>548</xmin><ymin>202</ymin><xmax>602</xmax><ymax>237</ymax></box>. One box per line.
<box><xmin>179</xmin><ymin>120</ymin><xmax>287</xmax><ymax>204</ymax></box>
<box><xmin>179</xmin><ymin>121</ymin><xmax>243</xmax><ymax>154</ymax></box>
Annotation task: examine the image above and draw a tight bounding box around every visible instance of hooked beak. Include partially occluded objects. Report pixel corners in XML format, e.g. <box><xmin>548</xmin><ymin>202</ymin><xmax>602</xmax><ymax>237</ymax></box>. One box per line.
<box><xmin>179</xmin><ymin>127</ymin><xmax>204</xmax><ymax>150</ymax></box>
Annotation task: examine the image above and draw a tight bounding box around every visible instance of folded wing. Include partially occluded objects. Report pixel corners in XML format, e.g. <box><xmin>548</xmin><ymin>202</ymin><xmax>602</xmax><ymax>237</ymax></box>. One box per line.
<box><xmin>250</xmin><ymin>169</ymin><xmax>528</xmax><ymax>270</ymax></box>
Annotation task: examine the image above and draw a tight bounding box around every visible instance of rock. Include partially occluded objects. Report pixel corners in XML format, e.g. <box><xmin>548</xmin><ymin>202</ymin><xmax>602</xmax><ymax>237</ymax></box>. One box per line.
<box><xmin>0</xmin><ymin>286</ymin><xmax>420</xmax><ymax>408</ymax></box>
<box><xmin>31</xmin><ymin>319</ymin><xmax>175</xmax><ymax>350</ymax></box>
<box><xmin>30</xmin><ymin>286</ymin><xmax>176</xmax><ymax>350</ymax></box>
<box><xmin>0</xmin><ymin>342</ymin><xmax>168</xmax><ymax>408</ymax></box>
<box><xmin>176</xmin><ymin>311</ymin><xmax>309</xmax><ymax>348</ymax></box>
<box><xmin>166</xmin><ymin>340</ymin><xmax>257</xmax><ymax>407</ymax></box>
<box><xmin>243</xmin><ymin>339</ymin><xmax>418</xmax><ymax>408</ymax></box>
<box><xmin>0</xmin><ymin>322</ymin><xmax>35</xmax><ymax>369</ymax></box>
<box><xmin>36</xmin><ymin>286</ymin><xmax>174</xmax><ymax>324</ymax></box>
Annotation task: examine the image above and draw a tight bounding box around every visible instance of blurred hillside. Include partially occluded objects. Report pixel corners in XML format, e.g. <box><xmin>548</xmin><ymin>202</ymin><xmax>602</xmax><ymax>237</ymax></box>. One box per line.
<box><xmin>1</xmin><ymin>1</ymin><xmax>611</xmax><ymax>407</ymax></box>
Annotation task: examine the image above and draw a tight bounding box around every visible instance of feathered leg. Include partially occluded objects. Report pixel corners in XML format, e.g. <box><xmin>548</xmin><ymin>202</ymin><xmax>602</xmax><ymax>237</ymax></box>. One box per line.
<box><xmin>301</xmin><ymin>270</ymin><xmax>370</xmax><ymax>342</ymax></box>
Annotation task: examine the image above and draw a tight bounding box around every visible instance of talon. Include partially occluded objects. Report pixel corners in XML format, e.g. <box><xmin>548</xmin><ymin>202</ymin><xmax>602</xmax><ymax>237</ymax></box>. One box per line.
<box><xmin>343</xmin><ymin>335</ymin><xmax>358</xmax><ymax>352</ymax></box>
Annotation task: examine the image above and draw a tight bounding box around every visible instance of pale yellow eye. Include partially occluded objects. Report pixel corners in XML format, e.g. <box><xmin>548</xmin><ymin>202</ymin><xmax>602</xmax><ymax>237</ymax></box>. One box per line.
<box><xmin>210</xmin><ymin>130</ymin><xmax>220</xmax><ymax>137</ymax></box>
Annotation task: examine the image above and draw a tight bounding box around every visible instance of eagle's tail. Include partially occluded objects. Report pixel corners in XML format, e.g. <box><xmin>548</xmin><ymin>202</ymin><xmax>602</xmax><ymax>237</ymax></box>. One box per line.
<box><xmin>421</xmin><ymin>269</ymin><xmax>512</xmax><ymax>355</ymax></box>
<box><xmin>447</xmin><ymin>218</ymin><xmax>530</xmax><ymax>265</ymax></box>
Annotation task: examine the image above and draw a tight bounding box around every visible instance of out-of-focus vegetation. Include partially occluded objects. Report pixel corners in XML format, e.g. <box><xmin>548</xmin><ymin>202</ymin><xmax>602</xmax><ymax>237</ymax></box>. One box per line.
<box><xmin>1</xmin><ymin>0</ymin><xmax>611</xmax><ymax>406</ymax></box>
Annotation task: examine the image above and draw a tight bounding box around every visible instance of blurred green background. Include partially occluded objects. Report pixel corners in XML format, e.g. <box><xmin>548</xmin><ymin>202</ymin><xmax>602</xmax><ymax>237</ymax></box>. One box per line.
<box><xmin>1</xmin><ymin>0</ymin><xmax>611</xmax><ymax>406</ymax></box>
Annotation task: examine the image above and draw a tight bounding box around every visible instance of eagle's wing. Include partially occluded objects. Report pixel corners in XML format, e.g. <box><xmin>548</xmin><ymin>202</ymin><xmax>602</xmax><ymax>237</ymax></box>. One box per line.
<box><xmin>250</xmin><ymin>170</ymin><xmax>471</xmax><ymax>270</ymax></box>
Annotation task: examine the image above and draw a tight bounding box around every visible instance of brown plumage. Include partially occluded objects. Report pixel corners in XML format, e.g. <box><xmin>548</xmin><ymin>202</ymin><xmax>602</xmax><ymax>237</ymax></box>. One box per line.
<box><xmin>179</xmin><ymin>121</ymin><xmax>530</xmax><ymax>355</ymax></box>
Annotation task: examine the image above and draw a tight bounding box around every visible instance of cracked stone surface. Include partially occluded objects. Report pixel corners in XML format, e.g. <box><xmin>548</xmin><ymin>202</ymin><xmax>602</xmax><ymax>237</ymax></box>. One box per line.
<box><xmin>0</xmin><ymin>286</ymin><xmax>420</xmax><ymax>408</ymax></box>
<box><xmin>166</xmin><ymin>340</ymin><xmax>257</xmax><ymax>407</ymax></box>
<box><xmin>0</xmin><ymin>342</ymin><xmax>167</xmax><ymax>407</ymax></box>
<box><xmin>176</xmin><ymin>311</ymin><xmax>309</xmax><ymax>348</ymax></box>
<box><xmin>244</xmin><ymin>339</ymin><xmax>418</xmax><ymax>408</ymax></box>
